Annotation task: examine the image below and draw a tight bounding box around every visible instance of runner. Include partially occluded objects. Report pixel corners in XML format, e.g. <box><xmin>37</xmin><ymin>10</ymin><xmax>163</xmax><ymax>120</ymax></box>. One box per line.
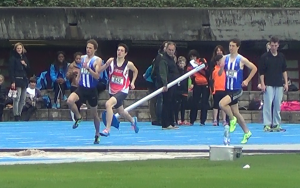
<box><xmin>67</xmin><ymin>39</ymin><xmax>111</xmax><ymax>144</ymax></box>
<box><xmin>219</xmin><ymin>38</ymin><xmax>257</xmax><ymax>144</ymax></box>
<box><xmin>100</xmin><ymin>43</ymin><xmax>139</xmax><ymax>137</ymax></box>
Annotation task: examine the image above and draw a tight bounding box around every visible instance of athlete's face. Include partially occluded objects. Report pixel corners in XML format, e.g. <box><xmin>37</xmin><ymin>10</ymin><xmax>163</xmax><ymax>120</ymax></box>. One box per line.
<box><xmin>86</xmin><ymin>43</ymin><xmax>95</xmax><ymax>56</ymax></box>
<box><xmin>117</xmin><ymin>46</ymin><xmax>127</xmax><ymax>58</ymax></box>
<box><xmin>229</xmin><ymin>42</ymin><xmax>239</xmax><ymax>54</ymax></box>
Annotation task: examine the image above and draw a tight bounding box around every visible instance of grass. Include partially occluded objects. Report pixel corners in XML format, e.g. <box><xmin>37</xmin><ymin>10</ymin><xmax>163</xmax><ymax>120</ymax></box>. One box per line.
<box><xmin>0</xmin><ymin>154</ymin><xmax>299</xmax><ymax>188</ymax></box>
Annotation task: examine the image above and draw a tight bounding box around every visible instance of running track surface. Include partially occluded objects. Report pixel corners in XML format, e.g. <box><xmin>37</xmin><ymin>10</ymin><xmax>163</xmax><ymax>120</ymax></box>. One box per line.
<box><xmin>0</xmin><ymin>121</ymin><xmax>299</xmax><ymax>149</ymax></box>
<box><xmin>1</xmin><ymin>121</ymin><xmax>300</xmax><ymax>164</ymax></box>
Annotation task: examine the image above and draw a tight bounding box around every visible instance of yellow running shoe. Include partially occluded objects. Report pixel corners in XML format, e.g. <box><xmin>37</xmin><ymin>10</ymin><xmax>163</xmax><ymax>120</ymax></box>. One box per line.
<box><xmin>241</xmin><ymin>131</ymin><xmax>252</xmax><ymax>144</ymax></box>
<box><xmin>229</xmin><ymin>116</ymin><xmax>237</xmax><ymax>132</ymax></box>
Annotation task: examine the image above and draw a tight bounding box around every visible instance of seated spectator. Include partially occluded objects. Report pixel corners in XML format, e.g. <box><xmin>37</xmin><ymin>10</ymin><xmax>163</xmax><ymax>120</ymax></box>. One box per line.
<box><xmin>22</xmin><ymin>77</ymin><xmax>43</xmax><ymax>121</ymax></box>
<box><xmin>50</xmin><ymin>51</ymin><xmax>70</xmax><ymax>109</ymax></box>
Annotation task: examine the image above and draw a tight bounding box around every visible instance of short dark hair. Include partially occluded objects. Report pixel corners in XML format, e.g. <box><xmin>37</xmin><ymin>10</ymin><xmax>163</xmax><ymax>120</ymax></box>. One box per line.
<box><xmin>29</xmin><ymin>77</ymin><xmax>36</xmax><ymax>83</ymax></box>
<box><xmin>87</xmin><ymin>39</ymin><xmax>98</xmax><ymax>50</ymax></box>
<box><xmin>214</xmin><ymin>55</ymin><xmax>223</xmax><ymax>63</ymax></box>
<box><xmin>188</xmin><ymin>49</ymin><xmax>200</xmax><ymax>59</ymax></box>
<box><xmin>73</xmin><ymin>52</ymin><xmax>82</xmax><ymax>59</ymax></box>
<box><xmin>118</xmin><ymin>43</ymin><xmax>129</xmax><ymax>53</ymax></box>
<box><xmin>230</xmin><ymin>38</ymin><xmax>241</xmax><ymax>47</ymax></box>
<box><xmin>270</xmin><ymin>36</ymin><xmax>279</xmax><ymax>43</ymax></box>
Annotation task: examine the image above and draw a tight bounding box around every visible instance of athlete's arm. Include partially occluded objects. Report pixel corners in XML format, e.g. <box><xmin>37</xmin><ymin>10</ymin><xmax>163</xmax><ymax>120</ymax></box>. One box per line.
<box><xmin>241</xmin><ymin>57</ymin><xmax>257</xmax><ymax>83</ymax></box>
<box><xmin>87</xmin><ymin>58</ymin><xmax>103</xmax><ymax>79</ymax></box>
<box><xmin>127</xmin><ymin>61</ymin><xmax>138</xmax><ymax>85</ymax></box>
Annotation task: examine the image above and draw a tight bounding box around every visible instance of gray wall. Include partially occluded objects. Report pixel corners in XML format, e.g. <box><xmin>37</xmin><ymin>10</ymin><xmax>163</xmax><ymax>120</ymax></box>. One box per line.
<box><xmin>0</xmin><ymin>8</ymin><xmax>300</xmax><ymax>41</ymax></box>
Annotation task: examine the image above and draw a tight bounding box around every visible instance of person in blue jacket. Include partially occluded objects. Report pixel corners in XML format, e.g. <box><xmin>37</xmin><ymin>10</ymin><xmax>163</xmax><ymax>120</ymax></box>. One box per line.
<box><xmin>50</xmin><ymin>51</ymin><xmax>70</xmax><ymax>109</ymax></box>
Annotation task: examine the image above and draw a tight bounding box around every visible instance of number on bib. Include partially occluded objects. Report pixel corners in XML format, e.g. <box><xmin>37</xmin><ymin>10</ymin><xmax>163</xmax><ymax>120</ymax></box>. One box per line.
<box><xmin>227</xmin><ymin>70</ymin><xmax>237</xmax><ymax>78</ymax></box>
<box><xmin>112</xmin><ymin>75</ymin><xmax>124</xmax><ymax>85</ymax></box>
<box><xmin>81</xmin><ymin>68</ymin><xmax>89</xmax><ymax>74</ymax></box>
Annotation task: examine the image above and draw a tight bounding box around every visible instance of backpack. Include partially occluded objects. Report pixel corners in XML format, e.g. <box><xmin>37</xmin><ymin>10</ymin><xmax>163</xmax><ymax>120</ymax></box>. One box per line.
<box><xmin>42</xmin><ymin>95</ymin><xmax>52</xmax><ymax>109</ymax></box>
<box><xmin>150</xmin><ymin>53</ymin><xmax>163</xmax><ymax>82</ymax></box>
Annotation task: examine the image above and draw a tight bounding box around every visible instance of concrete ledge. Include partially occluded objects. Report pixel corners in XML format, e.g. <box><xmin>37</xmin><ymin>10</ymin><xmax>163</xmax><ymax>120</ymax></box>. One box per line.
<box><xmin>2</xmin><ymin>108</ymin><xmax>299</xmax><ymax>123</ymax></box>
<box><xmin>43</xmin><ymin>90</ymin><xmax>300</xmax><ymax>110</ymax></box>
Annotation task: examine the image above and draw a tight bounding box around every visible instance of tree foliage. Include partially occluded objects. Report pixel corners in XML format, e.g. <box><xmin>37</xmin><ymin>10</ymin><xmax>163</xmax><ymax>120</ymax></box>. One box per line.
<box><xmin>1</xmin><ymin>0</ymin><xmax>300</xmax><ymax>7</ymax></box>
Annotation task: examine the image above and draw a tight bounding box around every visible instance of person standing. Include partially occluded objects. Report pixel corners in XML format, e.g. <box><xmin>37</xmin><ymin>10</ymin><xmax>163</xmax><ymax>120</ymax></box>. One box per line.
<box><xmin>157</xmin><ymin>41</ymin><xmax>179</xmax><ymax>130</ymax></box>
<box><xmin>187</xmin><ymin>50</ymin><xmax>210</xmax><ymax>126</ymax></box>
<box><xmin>150</xmin><ymin>41</ymin><xmax>168</xmax><ymax>125</ymax></box>
<box><xmin>258</xmin><ymin>36</ymin><xmax>288</xmax><ymax>131</ymax></box>
<box><xmin>9</xmin><ymin>42</ymin><xmax>30</xmax><ymax>121</ymax></box>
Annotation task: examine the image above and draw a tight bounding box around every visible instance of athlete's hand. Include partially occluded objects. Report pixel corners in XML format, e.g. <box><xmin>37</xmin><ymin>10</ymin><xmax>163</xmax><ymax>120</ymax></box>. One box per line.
<box><xmin>130</xmin><ymin>83</ymin><xmax>135</xmax><ymax>90</ymax></box>
<box><xmin>242</xmin><ymin>80</ymin><xmax>249</xmax><ymax>87</ymax></box>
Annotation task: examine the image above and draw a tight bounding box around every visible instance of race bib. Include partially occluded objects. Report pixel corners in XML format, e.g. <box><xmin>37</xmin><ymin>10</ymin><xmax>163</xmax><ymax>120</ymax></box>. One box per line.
<box><xmin>81</xmin><ymin>68</ymin><xmax>89</xmax><ymax>74</ymax></box>
<box><xmin>227</xmin><ymin>70</ymin><xmax>237</xmax><ymax>78</ymax></box>
<box><xmin>111</xmin><ymin>75</ymin><xmax>124</xmax><ymax>85</ymax></box>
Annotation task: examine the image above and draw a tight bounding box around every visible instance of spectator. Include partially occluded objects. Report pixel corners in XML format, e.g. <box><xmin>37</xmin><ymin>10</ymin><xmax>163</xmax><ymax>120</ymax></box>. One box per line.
<box><xmin>174</xmin><ymin>56</ymin><xmax>191</xmax><ymax>125</ymax></box>
<box><xmin>150</xmin><ymin>41</ymin><xmax>168</xmax><ymax>126</ymax></box>
<box><xmin>22</xmin><ymin>77</ymin><xmax>43</xmax><ymax>121</ymax></box>
<box><xmin>9</xmin><ymin>42</ymin><xmax>30</xmax><ymax>121</ymax></box>
<box><xmin>66</xmin><ymin>52</ymin><xmax>83</xmax><ymax>118</ymax></box>
<box><xmin>258</xmin><ymin>36</ymin><xmax>288</xmax><ymax>131</ymax></box>
<box><xmin>187</xmin><ymin>49</ymin><xmax>210</xmax><ymax>126</ymax></box>
<box><xmin>50</xmin><ymin>51</ymin><xmax>70</xmax><ymax>109</ymax></box>
<box><xmin>210</xmin><ymin>45</ymin><xmax>229</xmax><ymax>125</ymax></box>
<box><xmin>157</xmin><ymin>41</ymin><xmax>179</xmax><ymax>130</ymax></box>
<box><xmin>211</xmin><ymin>55</ymin><xmax>228</xmax><ymax>126</ymax></box>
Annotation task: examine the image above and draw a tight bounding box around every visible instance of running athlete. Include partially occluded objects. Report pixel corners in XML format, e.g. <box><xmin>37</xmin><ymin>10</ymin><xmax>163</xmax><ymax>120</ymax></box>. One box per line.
<box><xmin>219</xmin><ymin>38</ymin><xmax>257</xmax><ymax>144</ymax></box>
<box><xmin>100</xmin><ymin>43</ymin><xmax>139</xmax><ymax>137</ymax></box>
<box><xmin>67</xmin><ymin>39</ymin><xmax>112</xmax><ymax>144</ymax></box>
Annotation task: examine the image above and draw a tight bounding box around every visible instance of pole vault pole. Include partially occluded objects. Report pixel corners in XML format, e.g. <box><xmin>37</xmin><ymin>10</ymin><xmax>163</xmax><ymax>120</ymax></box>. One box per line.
<box><xmin>102</xmin><ymin>63</ymin><xmax>206</xmax><ymax>129</ymax></box>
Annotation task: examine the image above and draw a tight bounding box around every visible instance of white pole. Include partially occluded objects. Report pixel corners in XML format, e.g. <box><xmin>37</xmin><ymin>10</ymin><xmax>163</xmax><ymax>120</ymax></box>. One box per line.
<box><xmin>114</xmin><ymin>63</ymin><xmax>206</xmax><ymax>118</ymax></box>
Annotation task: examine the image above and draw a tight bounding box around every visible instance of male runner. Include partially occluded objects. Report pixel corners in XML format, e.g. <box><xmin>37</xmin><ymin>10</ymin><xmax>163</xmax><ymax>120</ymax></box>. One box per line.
<box><xmin>218</xmin><ymin>38</ymin><xmax>257</xmax><ymax>144</ymax></box>
<box><xmin>100</xmin><ymin>43</ymin><xmax>139</xmax><ymax>137</ymax></box>
<box><xmin>67</xmin><ymin>39</ymin><xmax>112</xmax><ymax>144</ymax></box>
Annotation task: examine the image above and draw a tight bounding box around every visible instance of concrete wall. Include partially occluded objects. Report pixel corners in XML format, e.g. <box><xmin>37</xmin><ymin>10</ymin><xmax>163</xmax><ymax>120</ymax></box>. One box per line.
<box><xmin>1</xmin><ymin>8</ymin><xmax>300</xmax><ymax>41</ymax></box>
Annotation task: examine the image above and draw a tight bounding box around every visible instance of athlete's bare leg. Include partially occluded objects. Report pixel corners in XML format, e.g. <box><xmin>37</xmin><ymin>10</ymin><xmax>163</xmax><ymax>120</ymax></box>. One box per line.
<box><xmin>67</xmin><ymin>92</ymin><xmax>81</xmax><ymax>119</ymax></box>
<box><xmin>105</xmin><ymin>96</ymin><xmax>117</xmax><ymax>132</ymax></box>
<box><xmin>230</xmin><ymin>104</ymin><xmax>249</xmax><ymax>133</ymax></box>
<box><xmin>117</xmin><ymin>105</ymin><xmax>134</xmax><ymax>124</ymax></box>
<box><xmin>219</xmin><ymin>95</ymin><xmax>234</xmax><ymax>120</ymax></box>
<box><xmin>90</xmin><ymin>106</ymin><xmax>100</xmax><ymax>136</ymax></box>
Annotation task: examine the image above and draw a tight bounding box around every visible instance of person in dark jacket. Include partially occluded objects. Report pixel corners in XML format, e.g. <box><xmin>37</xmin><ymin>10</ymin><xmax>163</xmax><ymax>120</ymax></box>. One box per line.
<box><xmin>9</xmin><ymin>42</ymin><xmax>30</xmax><ymax>121</ymax></box>
<box><xmin>174</xmin><ymin>56</ymin><xmax>191</xmax><ymax>125</ymax></box>
<box><xmin>149</xmin><ymin>41</ymin><xmax>168</xmax><ymax>125</ymax></box>
<box><xmin>157</xmin><ymin>41</ymin><xmax>180</xmax><ymax>130</ymax></box>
